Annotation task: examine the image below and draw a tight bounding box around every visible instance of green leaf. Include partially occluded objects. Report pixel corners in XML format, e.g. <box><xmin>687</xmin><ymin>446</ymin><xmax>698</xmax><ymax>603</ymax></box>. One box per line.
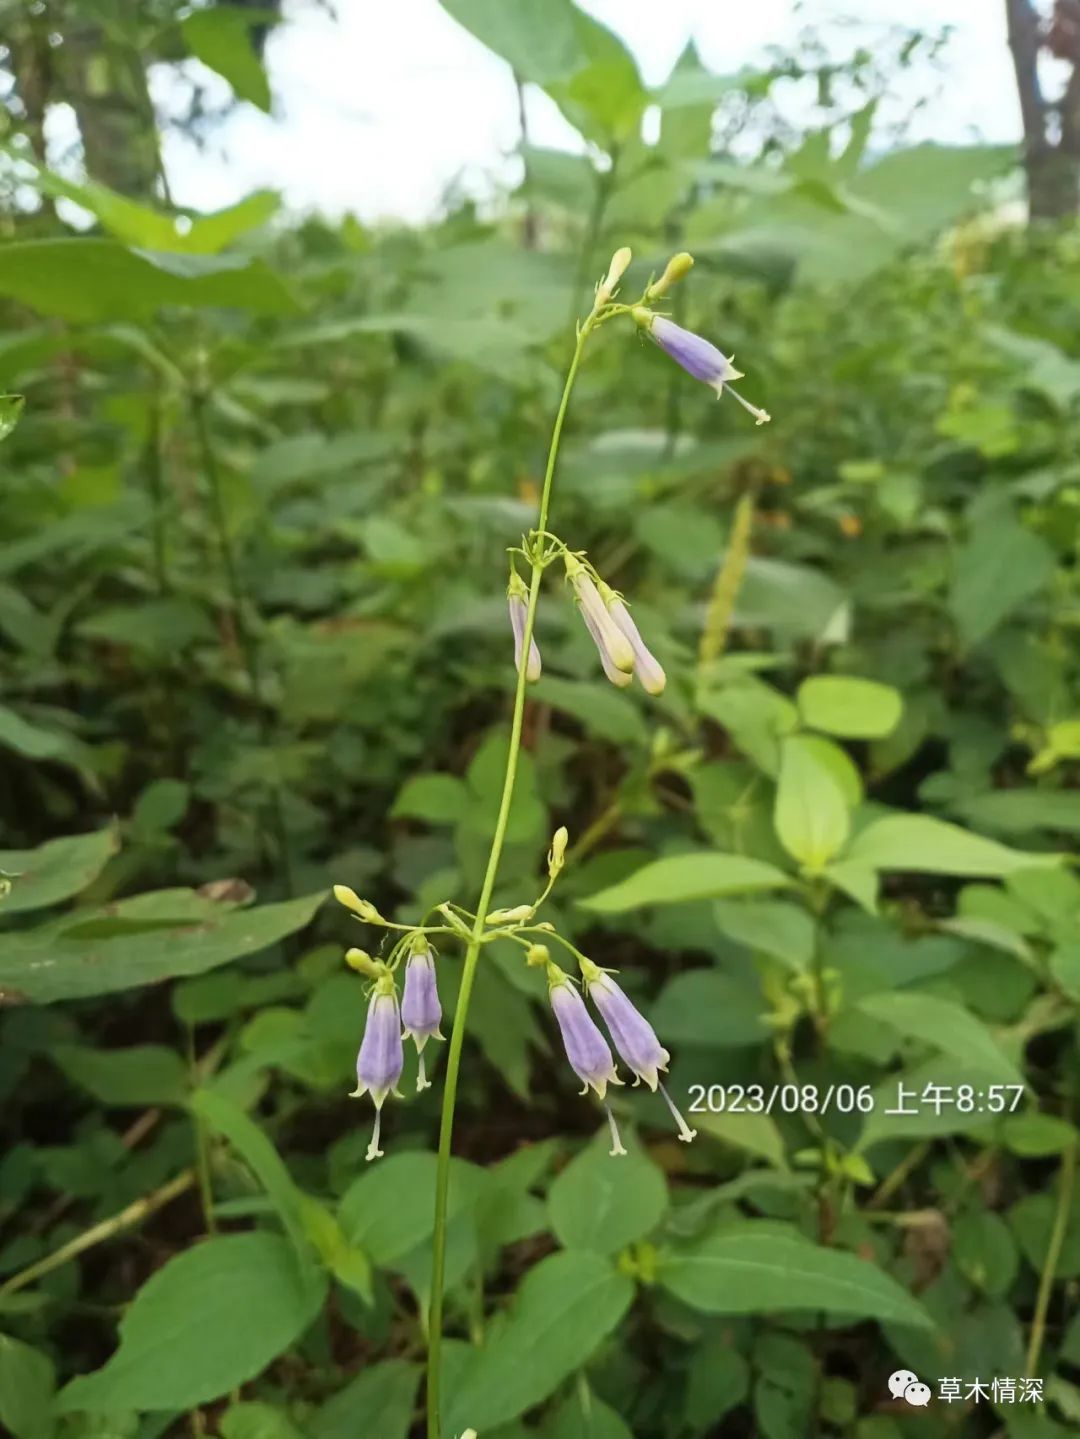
<box><xmin>852</xmin><ymin>992</ymin><xmax>1022</xmax><ymax>1085</ymax></box>
<box><xmin>0</xmin><ymin>830</ymin><xmax>118</xmax><ymax>916</ymax></box>
<box><xmin>58</xmin><ymin>1233</ymin><xmax>326</xmax><ymax>1412</ymax></box>
<box><xmin>660</xmin><ymin>1228</ymin><xmax>932</xmax><ymax>1329</ymax></box>
<box><xmin>845</xmin><ymin>815</ymin><xmax>1062</xmax><ymax>878</ymax></box>
<box><xmin>391</xmin><ymin>773</ymin><xmax>469</xmax><ymax>825</ymax></box>
<box><xmin>192</xmin><ymin>1089</ymin><xmax>310</xmax><ymax>1254</ymax></box>
<box><xmin>0</xmin><ymin>890</ymin><xmax>325</xmax><ymax>1003</ymax></box>
<box><xmin>338</xmin><ymin>1152</ymin><xmax>487</xmax><ymax>1266</ymax></box>
<box><xmin>952</xmin><ymin>789</ymin><xmax>1080</xmax><ymax>837</ymax></box>
<box><xmin>693</xmin><ymin>1107</ymin><xmax>787</xmax><ymax>1167</ymax></box>
<box><xmin>712</xmin><ymin>899</ymin><xmax>815</xmax><ymax>970</ymax></box>
<box><xmin>544</xmin><ymin>1390</ymin><xmax>633</xmax><ymax>1439</ymax></box>
<box><xmin>443</xmin><ymin>1251</ymin><xmax>634</xmax><ymax>1433</ymax></box>
<box><xmin>652</xmin><ymin>971</ymin><xmax>769</xmax><ymax>1047</ymax></box>
<box><xmin>219</xmin><ymin>1403</ymin><xmax>304</xmax><ymax>1439</ymax></box>
<box><xmin>0</xmin><ymin>704</ymin><xmax>81</xmax><ymax>766</ymax></box>
<box><xmin>578</xmin><ymin>853</ymin><xmax>791</xmax><ymax>912</ymax></box>
<box><xmin>548</xmin><ymin>1134</ymin><xmax>668</xmax><ymax>1255</ymax></box>
<box><xmin>51</xmin><ymin>1044</ymin><xmax>188</xmax><ymax>1107</ymax></box>
<box><xmin>529</xmin><ymin>676</ymin><xmax>647</xmax><ymax>746</ymax></box>
<box><xmin>950</xmin><ymin>508</ymin><xmax>1055</xmax><ymax>650</ymax></box>
<box><xmin>773</xmin><ymin>736</ymin><xmax>851</xmax><ymax>871</ymax></box>
<box><xmin>0</xmin><ymin>1333</ymin><xmax>55</xmax><ymax>1439</ymax></box>
<box><xmin>308</xmin><ymin>1359</ymin><xmax>420</xmax><ymax>1439</ymax></box>
<box><xmin>182</xmin><ymin>6</ymin><xmax>272</xmax><ymax>111</ymax></box>
<box><xmin>0</xmin><ymin>241</ymin><xmax>297</xmax><ymax>322</ymax></box>
<box><xmin>0</xmin><ymin>394</ymin><xmax>25</xmax><ymax>443</ymax></box>
<box><xmin>797</xmin><ymin>676</ymin><xmax>902</xmax><ymax>739</ymax></box>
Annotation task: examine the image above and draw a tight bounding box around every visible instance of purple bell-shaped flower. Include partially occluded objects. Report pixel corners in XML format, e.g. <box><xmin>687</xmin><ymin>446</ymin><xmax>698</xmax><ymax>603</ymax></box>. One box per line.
<box><xmin>351</xmin><ymin>971</ymin><xmax>404</xmax><ymax>1162</ymax></box>
<box><xmin>401</xmin><ymin>941</ymin><xmax>443</xmax><ymax>1093</ymax></box>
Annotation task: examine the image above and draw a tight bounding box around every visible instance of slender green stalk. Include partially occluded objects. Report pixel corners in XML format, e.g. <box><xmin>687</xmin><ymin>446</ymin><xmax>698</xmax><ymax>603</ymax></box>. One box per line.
<box><xmin>425</xmin><ymin>325</ymin><xmax>591</xmax><ymax>1439</ymax></box>
<box><xmin>696</xmin><ymin>486</ymin><xmax>755</xmax><ymax>697</ymax></box>
<box><xmin>1026</xmin><ymin>1140</ymin><xmax>1077</xmax><ymax>1374</ymax></box>
<box><xmin>0</xmin><ymin>1169</ymin><xmax>195</xmax><ymax>1297</ymax></box>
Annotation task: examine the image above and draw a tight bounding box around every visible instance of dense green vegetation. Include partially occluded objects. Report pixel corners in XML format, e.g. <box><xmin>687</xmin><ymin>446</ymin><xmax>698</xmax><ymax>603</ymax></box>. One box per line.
<box><xmin>2</xmin><ymin>3</ymin><xmax>1080</xmax><ymax>1437</ymax></box>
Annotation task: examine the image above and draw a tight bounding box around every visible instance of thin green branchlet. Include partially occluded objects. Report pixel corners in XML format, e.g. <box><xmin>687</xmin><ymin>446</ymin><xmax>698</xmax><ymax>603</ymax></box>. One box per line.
<box><xmin>328</xmin><ymin>246</ymin><xmax>770</xmax><ymax>1439</ymax></box>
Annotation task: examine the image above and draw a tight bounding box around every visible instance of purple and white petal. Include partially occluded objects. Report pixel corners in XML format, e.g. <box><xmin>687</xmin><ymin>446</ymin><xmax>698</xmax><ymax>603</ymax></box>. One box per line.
<box><xmin>603</xmin><ymin>593</ymin><xmax>666</xmax><ymax>696</ymax></box>
<box><xmin>549</xmin><ymin>981</ymin><xmax>620</xmax><ymax>1100</ymax></box>
<box><xmin>585</xmin><ymin>970</ymin><xmax>670</xmax><ymax>1090</ymax></box>
<box><xmin>352</xmin><ymin>980</ymin><xmax>404</xmax><ymax>1160</ymax></box>
<box><xmin>508</xmin><ymin>593</ymin><xmax>542</xmax><ymax>682</ymax></box>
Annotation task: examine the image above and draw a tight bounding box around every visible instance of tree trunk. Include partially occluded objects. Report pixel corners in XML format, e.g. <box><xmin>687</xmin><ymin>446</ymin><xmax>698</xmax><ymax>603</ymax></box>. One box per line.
<box><xmin>63</xmin><ymin>18</ymin><xmax>164</xmax><ymax>198</ymax></box>
<box><xmin>1006</xmin><ymin>0</ymin><xmax>1080</xmax><ymax>217</ymax></box>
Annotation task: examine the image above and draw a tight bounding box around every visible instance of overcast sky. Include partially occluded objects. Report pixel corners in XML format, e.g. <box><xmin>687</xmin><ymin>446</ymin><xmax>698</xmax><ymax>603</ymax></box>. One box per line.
<box><xmin>157</xmin><ymin>0</ymin><xmax>1019</xmax><ymax>222</ymax></box>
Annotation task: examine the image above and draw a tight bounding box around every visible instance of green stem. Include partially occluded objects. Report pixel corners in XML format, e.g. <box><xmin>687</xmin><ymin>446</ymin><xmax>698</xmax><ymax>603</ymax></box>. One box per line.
<box><xmin>426</xmin><ymin>324</ymin><xmax>591</xmax><ymax>1439</ymax></box>
<box><xmin>1026</xmin><ymin>1140</ymin><xmax>1077</xmax><ymax>1374</ymax></box>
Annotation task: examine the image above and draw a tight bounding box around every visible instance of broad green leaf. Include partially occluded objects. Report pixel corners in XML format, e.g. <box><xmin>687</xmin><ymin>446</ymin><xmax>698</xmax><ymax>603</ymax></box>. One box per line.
<box><xmin>0</xmin><ymin>890</ymin><xmax>325</xmax><ymax>1003</ymax></box>
<box><xmin>58</xmin><ymin>1233</ymin><xmax>326</xmax><ymax>1412</ymax></box>
<box><xmin>0</xmin><ymin>241</ymin><xmax>297</xmax><ymax>322</ymax></box>
<box><xmin>0</xmin><ymin>830</ymin><xmax>118</xmax><ymax>915</ymax></box>
<box><xmin>29</xmin><ymin>163</ymin><xmax>279</xmax><ymax>254</ymax></box>
<box><xmin>529</xmin><ymin>676</ymin><xmax>647</xmax><ymax>746</ymax></box>
<box><xmin>712</xmin><ymin>899</ymin><xmax>815</xmax><ymax>969</ymax></box>
<box><xmin>391</xmin><ymin>773</ymin><xmax>469</xmax><ymax>825</ymax></box>
<box><xmin>999</xmin><ymin>1112</ymin><xmax>1080</xmax><ymax>1157</ymax></box>
<box><xmin>0</xmin><ymin>704</ymin><xmax>81</xmax><ymax>766</ymax></box>
<box><xmin>852</xmin><ymin>992</ymin><xmax>1022</xmax><ymax>1085</ymax></box>
<box><xmin>651</xmin><ymin>971</ymin><xmax>768</xmax><ymax>1047</ymax></box>
<box><xmin>544</xmin><ymin>1391</ymin><xmax>632</xmax><ymax>1438</ymax></box>
<box><xmin>660</xmin><ymin>1229</ymin><xmax>932</xmax><ymax>1330</ymax></box>
<box><xmin>192</xmin><ymin>1089</ymin><xmax>309</xmax><ymax>1253</ymax></box>
<box><xmin>952</xmin><ymin>789</ymin><xmax>1080</xmax><ymax>837</ymax></box>
<box><xmin>443</xmin><ymin>1251</ymin><xmax>634</xmax><ymax>1433</ymax></box>
<box><xmin>773</xmin><ymin>736</ymin><xmax>850</xmax><ymax>871</ymax></box>
<box><xmin>949</xmin><ymin>509</ymin><xmax>1055</xmax><ymax>649</ymax></box>
<box><xmin>578</xmin><ymin>853</ymin><xmax>791</xmax><ymax>912</ymax></box>
<box><xmin>0</xmin><ymin>394</ymin><xmax>24</xmax><ymax>443</ymax></box>
<box><xmin>548</xmin><ymin>1134</ymin><xmax>667</xmax><ymax>1254</ymax></box>
<box><xmin>309</xmin><ymin>1359</ymin><xmax>420</xmax><ymax>1439</ymax></box>
<box><xmin>182</xmin><ymin>6</ymin><xmax>272</xmax><ymax>110</ymax></box>
<box><xmin>845</xmin><ymin>815</ymin><xmax>1061</xmax><ymax>878</ymax></box>
<box><xmin>338</xmin><ymin>1152</ymin><xmax>488</xmax><ymax>1265</ymax></box>
<box><xmin>0</xmin><ymin>1333</ymin><xmax>55</xmax><ymax>1439</ymax></box>
<box><xmin>797</xmin><ymin>676</ymin><xmax>902</xmax><ymax>739</ymax></box>
<box><xmin>693</xmin><ymin>1107</ymin><xmax>787</xmax><ymax>1167</ymax></box>
<box><xmin>51</xmin><ymin>1044</ymin><xmax>188</xmax><ymax>1107</ymax></box>
<box><xmin>219</xmin><ymin>1403</ymin><xmax>304</xmax><ymax>1439</ymax></box>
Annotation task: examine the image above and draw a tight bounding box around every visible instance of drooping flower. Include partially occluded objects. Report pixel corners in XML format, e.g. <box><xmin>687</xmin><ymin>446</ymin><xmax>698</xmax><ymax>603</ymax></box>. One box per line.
<box><xmin>580</xmin><ymin>957</ymin><xmax>697</xmax><ymax>1145</ymax></box>
<box><xmin>565</xmin><ymin>554</ymin><xmax>634</xmax><ymax>677</ymax></box>
<box><xmin>633</xmin><ymin>308</ymin><xmax>770</xmax><ymax>426</ymax></box>
<box><xmin>507</xmin><ymin>570</ymin><xmax>541</xmax><ymax>682</ymax></box>
<box><xmin>351</xmin><ymin>971</ymin><xmax>404</xmax><ymax>1162</ymax></box>
<box><xmin>400</xmin><ymin>941</ymin><xmax>443</xmax><ymax>1092</ymax></box>
<box><xmin>538</xmin><ymin>954</ymin><xmax>626</xmax><ymax>1157</ymax></box>
<box><xmin>581</xmin><ymin>605</ymin><xmax>632</xmax><ymax>688</ymax></box>
<box><xmin>598</xmin><ymin>582</ymin><xmax>666</xmax><ymax>696</ymax></box>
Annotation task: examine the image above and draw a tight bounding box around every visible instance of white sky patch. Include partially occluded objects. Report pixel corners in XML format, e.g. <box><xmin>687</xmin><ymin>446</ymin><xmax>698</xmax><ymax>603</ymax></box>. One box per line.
<box><xmin>150</xmin><ymin>0</ymin><xmax>1017</xmax><ymax>222</ymax></box>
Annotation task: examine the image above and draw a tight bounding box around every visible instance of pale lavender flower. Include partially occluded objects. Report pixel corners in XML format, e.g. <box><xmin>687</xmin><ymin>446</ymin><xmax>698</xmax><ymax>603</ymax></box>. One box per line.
<box><xmin>401</xmin><ymin>943</ymin><xmax>442</xmax><ymax>1092</ymax></box>
<box><xmin>599</xmin><ymin>583</ymin><xmax>666</xmax><ymax>696</ymax></box>
<box><xmin>507</xmin><ymin>573</ymin><xmax>541</xmax><ymax>682</ymax></box>
<box><xmin>351</xmin><ymin>974</ymin><xmax>403</xmax><ymax>1161</ymax></box>
<box><xmin>548</xmin><ymin>975</ymin><xmax>627</xmax><ymax>1157</ymax></box>
<box><xmin>581</xmin><ymin>959</ymin><xmax>697</xmax><ymax>1145</ymax></box>
<box><xmin>634</xmin><ymin>309</ymin><xmax>770</xmax><ymax>426</ymax></box>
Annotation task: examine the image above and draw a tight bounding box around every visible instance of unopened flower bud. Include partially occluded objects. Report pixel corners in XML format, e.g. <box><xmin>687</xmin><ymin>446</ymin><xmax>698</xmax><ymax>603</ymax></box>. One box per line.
<box><xmin>597</xmin><ymin>246</ymin><xmax>632</xmax><ymax>305</ymax></box>
<box><xmin>334</xmin><ymin>885</ymin><xmax>383</xmax><ymax>923</ymax></box>
<box><xmin>565</xmin><ymin>554</ymin><xmax>634</xmax><ymax>676</ymax></box>
<box><xmin>598</xmin><ymin>581</ymin><xmax>666</xmax><ymax>696</ymax></box>
<box><xmin>486</xmin><ymin>904</ymin><xmax>535</xmax><ymax>925</ymax></box>
<box><xmin>345</xmin><ymin>947</ymin><xmax>380</xmax><ymax>977</ymax></box>
<box><xmin>526</xmin><ymin>943</ymin><xmax>550</xmax><ymax>967</ymax></box>
<box><xmin>547</xmin><ymin>826</ymin><xmax>568</xmax><ymax>877</ymax></box>
<box><xmin>507</xmin><ymin>570</ymin><xmax>541</xmax><ymax>683</ymax></box>
<box><xmin>646</xmin><ymin>251</ymin><xmax>694</xmax><ymax>300</ymax></box>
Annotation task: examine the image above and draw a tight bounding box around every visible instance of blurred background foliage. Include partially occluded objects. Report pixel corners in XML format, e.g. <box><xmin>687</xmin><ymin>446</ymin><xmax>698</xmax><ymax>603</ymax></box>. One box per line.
<box><xmin>1</xmin><ymin>1</ymin><xmax>1079</xmax><ymax>1437</ymax></box>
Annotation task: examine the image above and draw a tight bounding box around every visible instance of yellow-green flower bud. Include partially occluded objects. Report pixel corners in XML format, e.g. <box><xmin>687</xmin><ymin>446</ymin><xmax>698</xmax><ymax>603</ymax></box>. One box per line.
<box><xmin>547</xmin><ymin>825</ymin><xmax>568</xmax><ymax>878</ymax></box>
<box><xmin>345</xmin><ymin>947</ymin><xmax>380</xmax><ymax>977</ymax></box>
<box><xmin>597</xmin><ymin>245</ymin><xmax>632</xmax><ymax>305</ymax></box>
<box><xmin>486</xmin><ymin>904</ymin><xmax>535</xmax><ymax>925</ymax></box>
<box><xmin>525</xmin><ymin>943</ymin><xmax>550</xmax><ymax>967</ymax></box>
<box><xmin>647</xmin><ymin>251</ymin><xmax>694</xmax><ymax>300</ymax></box>
<box><xmin>333</xmin><ymin>885</ymin><xmax>383</xmax><ymax>923</ymax></box>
